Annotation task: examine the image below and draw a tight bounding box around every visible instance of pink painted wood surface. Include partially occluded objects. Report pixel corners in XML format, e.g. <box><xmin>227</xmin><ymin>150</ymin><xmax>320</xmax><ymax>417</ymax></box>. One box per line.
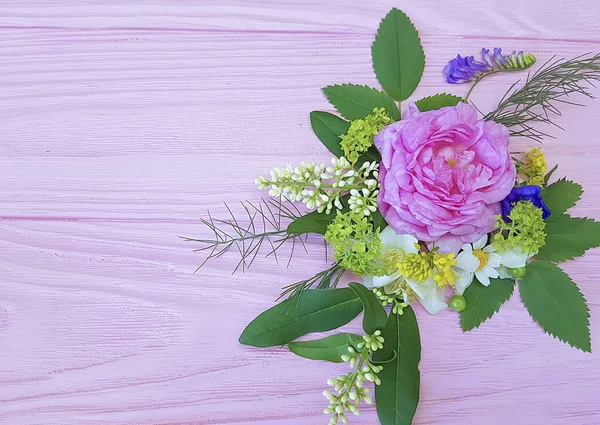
<box><xmin>1</xmin><ymin>1</ymin><xmax>600</xmax><ymax>424</ymax></box>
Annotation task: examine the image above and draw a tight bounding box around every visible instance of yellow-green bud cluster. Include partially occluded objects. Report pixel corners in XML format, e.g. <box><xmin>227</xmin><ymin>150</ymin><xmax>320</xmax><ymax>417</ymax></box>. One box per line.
<box><xmin>324</xmin><ymin>211</ymin><xmax>385</xmax><ymax>276</ymax></box>
<box><xmin>493</xmin><ymin>201</ymin><xmax>547</xmax><ymax>254</ymax></box>
<box><xmin>323</xmin><ymin>333</ymin><xmax>384</xmax><ymax>425</ymax></box>
<box><xmin>519</xmin><ymin>148</ymin><xmax>548</xmax><ymax>186</ymax></box>
<box><xmin>341</xmin><ymin>108</ymin><xmax>391</xmax><ymax>165</ymax></box>
<box><xmin>374</xmin><ymin>288</ymin><xmax>410</xmax><ymax>315</ymax></box>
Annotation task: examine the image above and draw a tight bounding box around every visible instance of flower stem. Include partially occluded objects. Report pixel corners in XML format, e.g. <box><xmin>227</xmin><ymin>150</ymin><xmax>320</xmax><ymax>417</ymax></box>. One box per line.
<box><xmin>464</xmin><ymin>71</ymin><xmax>496</xmax><ymax>102</ymax></box>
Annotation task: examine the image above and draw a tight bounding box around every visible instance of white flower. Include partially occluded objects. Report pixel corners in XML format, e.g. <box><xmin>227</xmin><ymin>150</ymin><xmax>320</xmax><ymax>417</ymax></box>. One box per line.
<box><xmin>496</xmin><ymin>247</ymin><xmax>536</xmax><ymax>278</ymax></box>
<box><xmin>363</xmin><ymin>226</ymin><xmax>447</xmax><ymax>315</ymax></box>
<box><xmin>454</xmin><ymin>235</ymin><xmax>502</xmax><ymax>294</ymax></box>
<box><xmin>404</xmin><ymin>276</ymin><xmax>447</xmax><ymax>315</ymax></box>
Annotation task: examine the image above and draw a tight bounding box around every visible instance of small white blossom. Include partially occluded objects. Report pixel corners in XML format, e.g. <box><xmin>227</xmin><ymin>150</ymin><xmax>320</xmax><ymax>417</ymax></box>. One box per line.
<box><xmin>454</xmin><ymin>235</ymin><xmax>502</xmax><ymax>294</ymax></box>
<box><xmin>256</xmin><ymin>156</ymin><xmax>380</xmax><ymax>215</ymax></box>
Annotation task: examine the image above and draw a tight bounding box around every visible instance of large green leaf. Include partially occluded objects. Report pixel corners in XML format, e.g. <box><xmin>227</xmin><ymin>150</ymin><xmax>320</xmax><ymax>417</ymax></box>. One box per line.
<box><xmin>414</xmin><ymin>93</ymin><xmax>463</xmax><ymax>112</ymax></box>
<box><xmin>371</xmin><ymin>8</ymin><xmax>425</xmax><ymax>101</ymax></box>
<box><xmin>288</xmin><ymin>333</ymin><xmax>362</xmax><ymax>363</ymax></box>
<box><xmin>239</xmin><ymin>288</ymin><xmax>362</xmax><ymax>347</ymax></box>
<box><xmin>540</xmin><ymin>178</ymin><xmax>583</xmax><ymax>219</ymax></box>
<box><xmin>374</xmin><ymin>306</ymin><xmax>421</xmax><ymax>425</ymax></box>
<box><xmin>322</xmin><ymin>84</ymin><xmax>401</xmax><ymax>121</ymax></box>
<box><xmin>349</xmin><ymin>282</ymin><xmax>387</xmax><ymax>334</ymax></box>
<box><xmin>519</xmin><ymin>261</ymin><xmax>591</xmax><ymax>352</ymax></box>
<box><xmin>460</xmin><ymin>278</ymin><xmax>515</xmax><ymax>332</ymax></box>
<box><xmin>538</xmin><ymin>214</ymin><xmax>600</xmax><ymax>262</ymax></box>
<box><xmin>309</xmin><ymin>111</ymin><xmax>349</xmax><ymax>157</ymax></box>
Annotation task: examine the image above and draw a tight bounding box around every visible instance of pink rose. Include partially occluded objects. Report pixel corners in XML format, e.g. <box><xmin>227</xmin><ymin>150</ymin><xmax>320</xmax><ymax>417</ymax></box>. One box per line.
<box><xmin>374</xmin><ymin>102</ymin><xmax>515</xmax><ymax>253</ymax></box>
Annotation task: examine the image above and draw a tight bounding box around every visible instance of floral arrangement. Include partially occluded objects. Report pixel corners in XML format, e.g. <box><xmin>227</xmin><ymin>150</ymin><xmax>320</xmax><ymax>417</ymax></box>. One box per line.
<box><xmin>191</xmin><ymin>8</ymin><xmax>600</xmax><ymax>425</ymax></box>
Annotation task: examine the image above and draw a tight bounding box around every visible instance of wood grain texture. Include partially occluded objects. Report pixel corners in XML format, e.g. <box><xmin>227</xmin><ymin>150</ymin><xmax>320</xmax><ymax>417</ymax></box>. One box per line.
<box><xmin>1</xmin><ymin>1</ymin><xmax>600</xmax><ymax>424</ymax></box>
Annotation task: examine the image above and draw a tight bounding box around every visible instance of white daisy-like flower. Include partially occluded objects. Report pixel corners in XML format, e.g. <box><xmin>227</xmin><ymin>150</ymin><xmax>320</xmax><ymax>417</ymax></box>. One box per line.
<box><xmin>363</xmin><ymin>226</ymin><xmax>447</xmax><ymax>315</ymax></box>
<box><xmin>454</xmin><ymin>235</ymin><xmax>502</xmax><ymax>294</ymax></box>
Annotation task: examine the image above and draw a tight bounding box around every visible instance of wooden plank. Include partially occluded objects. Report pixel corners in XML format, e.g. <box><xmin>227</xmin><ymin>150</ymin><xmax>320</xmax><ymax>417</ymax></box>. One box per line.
<box><xmin>1</xmin><ymin>1</ymin><xmax>599</xmax><ymax>424</ymax></box>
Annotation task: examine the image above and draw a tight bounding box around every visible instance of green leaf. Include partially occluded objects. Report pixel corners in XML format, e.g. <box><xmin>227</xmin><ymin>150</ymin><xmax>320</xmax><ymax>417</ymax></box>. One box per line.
<box><xmin>286</xmin><ymin>209</ymin><xmax>336</xmax><ymax>235</ymax></box>
<box><xmin>239</xmin><ymin>288</ymin><xmax>363</xmax><ymax>348</ymax></box>
<box><xmin>519</xmin><ymin>261</ymin><xmax>591</xmax><ymax>352</ymax></box>
<box><xmin>538</xmin><ymin>214</ymin><xmax>600</xmax><ymax>262</ymax></box>
<box><xmin>286</xmin><ymin>195</ymin><xmax>349</xmax><ymax>235</ymax></box>
<box><xmin>543</xmin><ymin>164</ymin><xmax>559</xmax><ymax>186</ymax></box>
<box><xmin>371</xmin><ymin>8</ymin><xmax>425</xmax><ymax>101</ymax></box>
<box><xmin>460</xmin><ymin>278</ymin><xmax>516</xmax><ymax>332</ymax></box>
<box><xmin>414</xmin><ymin>93</ymin><xmax>463</xmax><ymax>112</ymax></box>
<box><xmin>540</xmin><ymin>178</ymin><xmax>583</xmax><ymax>218</ymax></box>
<box><xmin>372</xmin><ymin>210</ymin><xmax>388</xmax><ymax>231</ymax></box>
<box><xmin>373</xmin><ymin>306</ymin><xmax>421</xmax><ymax>425</ymax></box>
<box><xmin>309</xmin><ymin>111</ymin><xmax>350</xmax><ymax>157</ymax></box>
<box><xmin>288</xmin><ymin>333</ymin><xmax>362</xmax><ymax>363</ymax></box>
<box><xmin>322</xmin><ymin>84</ymin><xmax>401</xmax><ymax>121</ymax></box>
<box><xmin>349</xmin><ymin>282</ymin><xmax>387</xmax><ymax>334</ymax></box>
<box><xmin>356</xmin><ymin>145</ymin><xmax>381</xmax><ymax>168</ymax></box>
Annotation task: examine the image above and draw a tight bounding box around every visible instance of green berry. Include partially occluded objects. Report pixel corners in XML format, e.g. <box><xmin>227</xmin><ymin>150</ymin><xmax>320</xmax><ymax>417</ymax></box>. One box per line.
<box><xmin>507</xmin><ymin>266</ymin><xmax>527</xmax><ymax>278</ymax></box>
<box><xmin>449</xmin><ymin>295</ymin><xmax>467</xmax><ymax>312</ymax></box>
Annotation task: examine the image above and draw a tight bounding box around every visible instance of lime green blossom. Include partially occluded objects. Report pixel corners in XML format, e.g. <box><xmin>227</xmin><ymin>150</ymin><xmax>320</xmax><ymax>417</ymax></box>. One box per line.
<box><xmin>324</xmin><ymin>212</ymin><xmax>384</xmax><ymax>276</ymax></box>
<box><xmin>341</xmin><ymin>108</ymin><xmax>391</xmax><ymax>165</ymax></box>
<box><xmin>493</xmin><ymin>201</ymin><xmax>546</xmax><ymax>254</ymax></box>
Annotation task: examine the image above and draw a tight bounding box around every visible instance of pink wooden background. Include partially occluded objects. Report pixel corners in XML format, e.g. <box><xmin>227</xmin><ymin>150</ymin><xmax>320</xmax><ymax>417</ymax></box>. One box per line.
<box><xmin>1</xmin><ymin>1</ymin><xmax>600</xmax><ymax>424</ymax></box>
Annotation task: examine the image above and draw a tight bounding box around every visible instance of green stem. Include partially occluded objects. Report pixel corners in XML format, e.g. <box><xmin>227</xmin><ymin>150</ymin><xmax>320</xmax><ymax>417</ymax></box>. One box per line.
<box><xmin>464</xmin><ymin>71</ymin><xmax>495</xmax><ymax>102</ymax></box>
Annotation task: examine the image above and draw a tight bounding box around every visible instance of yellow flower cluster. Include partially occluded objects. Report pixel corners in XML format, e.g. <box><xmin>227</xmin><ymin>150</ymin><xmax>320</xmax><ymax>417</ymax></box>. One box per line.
<box><xmin>521</xmin><ymin>148</ymin><xmax>547</xmax><ymax>186</ymax></box>
<box><xmin>397</xmin><ymin>251</ymin><xmax>433</xmax><ymax>282</ymax></box>
<box><xmin>396</xmin><ymin>248</ymin><xmax>458</xmax><ymax>288</ymax></box>
<box><xmin>432</xmin><ymin>252</ymin><xmax>458</xmax><ymax>287</ymax></box>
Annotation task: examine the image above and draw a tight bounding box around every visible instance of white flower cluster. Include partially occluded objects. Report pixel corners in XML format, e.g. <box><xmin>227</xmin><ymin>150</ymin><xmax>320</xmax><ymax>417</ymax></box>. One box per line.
<box><xmin>255</xmin><ymin>157</ymin><xmax>379</xmax><ymax>216</ymax></box>
<box><xmin>322</xmin><ymin>333</ymin><xmax>384</xmax><ymax>425</ymax></box>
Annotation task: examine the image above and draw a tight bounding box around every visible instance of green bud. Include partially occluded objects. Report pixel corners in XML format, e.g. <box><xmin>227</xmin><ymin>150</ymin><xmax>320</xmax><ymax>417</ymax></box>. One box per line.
<box><xmin>508</xmin><ymin>266</ymin><xmax>527</xmax><ymax>278</ymax></box>
<box><xmin>449</xmin><ymin>295</ymin><xmax>467</xmax><ymax>312</ymax></box>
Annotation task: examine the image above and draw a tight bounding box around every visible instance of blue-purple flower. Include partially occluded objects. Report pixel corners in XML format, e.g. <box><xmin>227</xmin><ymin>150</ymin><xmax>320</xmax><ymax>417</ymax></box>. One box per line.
<box><xmin>501</xmin><ymin>185</ymin><xmax>551</xmax><ymax>221</ymax></box>
<box><xmin>443</xmin><ymin>54</ymin><xmax>491</xmax><ymax>84</ymax></box>
<box><xmin>443</xmin><ymin>48</ymin><xmax>537</xmax><ymax>84</ymax></box>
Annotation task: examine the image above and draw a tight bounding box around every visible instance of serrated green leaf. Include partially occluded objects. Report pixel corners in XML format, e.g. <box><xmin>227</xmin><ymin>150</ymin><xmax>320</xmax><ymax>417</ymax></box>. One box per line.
<box><xmin>239</xmin><ymin>288</ymin><xmax>362</xmax><ymax>347</ymax></box>
<box><xmin>538</xmin><ymin>214</ymin><xmax>600</xmax><ymax>262</ymax></box>
<box><xmin>288</xmin><ymin>333</ymin><xmax>362</xmax><ymax>363</ymax></box>
<box><xmin>372</xmin><ymin>8</ymin><xmax>425</xmax><ymax>101</ymax></box>
<box><xmin>540</xmin><ymin>178</ymin><xmax>583</xmax><ymax>219</ymax></box>
<box><xmin>414</xmin><ymin>93</ymin><xmax>463</xmax><ymax>112</ymax></box>
<box><xmin>322</xmin><ymin>84</ymin><xmax>401</xmax><ymax>121</ymax></box>
<box><xmin>519</xmin><ymin>261</ymin><xmax>591</xmax><ymax>352</ymax></box>
<box><xmin>460</xmin><ymin>278</ymin><xmax>515</xmax><ymax>332</ymax></box>
<box><xmin>349</xmin><ymin>282</ymin><xmax>387</xmax><ymax>334</ymax></box>
<box><xmin>373</xmin><ymin>306</ymin><xmax>421</xmax><ymax>425</ymax></box>
<box><xmin>310</xmin><ymin>111</ymin><xmax>350</xmax><ymax>157</ymax></box>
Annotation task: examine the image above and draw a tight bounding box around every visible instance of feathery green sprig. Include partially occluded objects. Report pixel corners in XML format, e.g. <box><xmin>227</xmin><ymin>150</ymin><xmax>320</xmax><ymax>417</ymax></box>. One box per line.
<box><xmin>186</xmin><ymin>198</ymin><xmax>308</xmax><ymax>273</ymax></box>
<box><xmin>485</xmin><ymin>53</ymin><xmax>600</xmax><ymax>141</ymax></box>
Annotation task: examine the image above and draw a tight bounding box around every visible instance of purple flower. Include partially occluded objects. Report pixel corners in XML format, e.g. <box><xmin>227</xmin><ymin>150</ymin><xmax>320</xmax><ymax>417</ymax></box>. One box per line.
<box><xmin>444</xmin><ymin>48</ymin><xmax>537</xmax><ymax>84</ymax></box>
<box><xmin>443</xmin><ymin>54</ymin><xmax>491</xmax><ymax>84</ymax></box>
<box><xmin>501</xmin><ymin>185</ymin><xmax>551</xmax><ymax>221</ymax></box>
